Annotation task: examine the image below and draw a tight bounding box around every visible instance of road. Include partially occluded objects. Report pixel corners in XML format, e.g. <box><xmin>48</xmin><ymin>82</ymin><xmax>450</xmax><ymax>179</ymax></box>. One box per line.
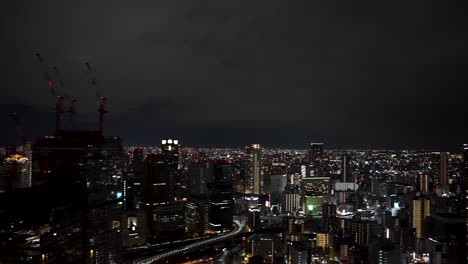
<box><xmin>134</xmin><ymin>218</ymin><xmax>246</xmax><ymax>264</ymax></box>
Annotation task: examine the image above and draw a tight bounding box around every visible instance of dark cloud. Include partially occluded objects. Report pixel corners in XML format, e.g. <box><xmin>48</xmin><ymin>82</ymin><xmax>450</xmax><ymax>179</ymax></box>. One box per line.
<box><xmin>1</xmin><ymin>0</ymin><xmax>467</xmax><ymax>150</ymax></box>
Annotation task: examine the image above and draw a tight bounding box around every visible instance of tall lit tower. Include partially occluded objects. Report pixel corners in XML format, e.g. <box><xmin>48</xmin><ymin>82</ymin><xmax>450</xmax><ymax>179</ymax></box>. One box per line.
<box><xmin>247</xmin><ymin>144</ymin><xmax>262</xmax><ymax>194</ymax></box>
<box><xmin>161</xmin><ymin>139</ymin><xmax>179</xmax><ymax>170</ymax></box>
<box><xmin>412</xmin><ymin>196</ymin><xmax>430</xmax><ymax>239</ymax></box>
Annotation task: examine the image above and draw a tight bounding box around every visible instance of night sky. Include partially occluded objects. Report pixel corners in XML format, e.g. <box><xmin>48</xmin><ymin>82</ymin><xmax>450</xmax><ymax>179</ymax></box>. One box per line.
<box><xmin>1</xmin><ymin>1</ymin><xmax>467</xmax><ymax>150</ymax></box>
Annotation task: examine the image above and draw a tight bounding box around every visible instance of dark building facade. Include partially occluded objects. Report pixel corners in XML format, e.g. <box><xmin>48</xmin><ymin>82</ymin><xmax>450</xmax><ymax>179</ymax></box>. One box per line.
<box><xmin>32</xmin><ymin>130</ymin><xmax>124</xmax><ymax>263</ymax></box>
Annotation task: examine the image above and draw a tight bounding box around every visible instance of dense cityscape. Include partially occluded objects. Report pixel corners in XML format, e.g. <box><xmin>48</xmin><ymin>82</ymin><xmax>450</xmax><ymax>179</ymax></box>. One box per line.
<box><xmin>2</xmin><ymin>1</ymin><xmax>468</xmax><ymax>264</ymax></box>
<box><xmin>0</xmin><ymin>123</ymin><xmax>466</xmax><ymax>263</ymax></box>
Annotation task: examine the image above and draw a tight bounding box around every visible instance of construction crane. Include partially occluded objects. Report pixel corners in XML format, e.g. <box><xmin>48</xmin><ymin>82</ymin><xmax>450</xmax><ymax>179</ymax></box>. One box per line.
<box><xmin>85</xmin><ymin>61</ymin><xmax>107</xmax><ymax>134</ymax></box>
<box><xmin>52</xmin><ymin>65</ymin><xmax>77</xmax><ymax>123</ymax></box>
<box><xmin>36</xmin><ymin>51</ymin><xmax>65</xmax><ymax>136</ymax></box>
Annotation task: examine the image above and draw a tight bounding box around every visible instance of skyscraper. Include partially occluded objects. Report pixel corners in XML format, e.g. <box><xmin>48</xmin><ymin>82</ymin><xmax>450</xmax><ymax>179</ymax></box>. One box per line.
<box><xmin>208</xmin><ymin>161</ymin><xmax>234</xmax><ymax>232</ymax></box>
<box><xmin>141</xmin><ymin>153</ymin><xmax>172</xmax><ymax>206</ymax></box>
<box><xmin>33</xmin><ymin>130</ymin><xmax>124</xmax><ymax>263</ymax></box>
<box><xmin>247</xmin><ymin>144</ymin><xmax>262</xmax><ymax>194</ymax></box>
<box><xmin>439</xmin><ymin>152</ymin><xmax>448</xmax><ymax>186</ymax></box>
<box><xmin>462</xmin><ymin>144</ymin><xmax>468</xmax><ymax>191</ymax></box>
<box><xmin>308</xmin><ymin>143</ymin><xmax>323</xmax><ymax>162</ymax></box>
<box><xmin>412</xmin><ymin>196</ymin><xmax>430</xmax><ymax>239</ymax></box>
<box><xmin>161</xmin><ymin>139</ymin><xmax>179</xmax><ymax>170</ymax></box>
<box><xmin>188</xmin><ymin>163</ymin><xmax>212</xmax><ymax>196</ymax></box>
<box><xmin>141</xmin><ymin>153</ymin><xmax>184</xmax><ymax>242</ymax></box>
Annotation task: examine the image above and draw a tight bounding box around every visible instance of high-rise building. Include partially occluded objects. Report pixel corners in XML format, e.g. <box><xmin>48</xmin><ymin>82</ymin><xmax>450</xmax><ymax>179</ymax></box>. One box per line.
<box><xmin>417</xmin><ymin>173</ymin><xmax>430</xmax><ymax>194</ymax></box>
<box><xmin>350</xmin><ymin>218</ymin><xmax>370</xmax><ymax>246</ymax></box>
<box><xmin>247</xmin><ymin>144</ymin><xmax>262</xmax><ymax>194</ymax></box>
<box><xmin>188</xmin><ymin>163</ymin><xmax>212</xmax><ymax>196</ymax></box>
<box><xmin>462</xmin><ymin>144</ymin><xmax>468</xmax><ymax>191</ymax></box>
<box><xmin>282</xmin><ymin>185</ymin><xmax>301</xmax><ymax>214</ymax></box>
<box><xmin>141</xmin><ymin>153</ymin><xmax>172</xmax><ymax>206</ymax></box>
<box><xmin>412</xmin><ymin>196</ymin><xmax>430</xmax><ymax>239</ymax></box>
<box><xmin>208</xmin><ymin>161</ymin><xmax>234</xmax><ymax>232</ymax></box>
<box><xmin>308</xmin><ymin>143</ymin><xmax>323</xmax><ymax>162</ymax></box>
<box><xmin>208</xmin><ymin>184</ymin><xmax>233</xmax><ymax>232</ymax></box>
<box><xmin>141</xmin><ymin>153</ymin><xmax>185</xmax><ymax>242</ymax></box>
<box><xmin>161</xmin><ymin>139</ymin><xmax>179</xmax><ymax>170</ymax></box>
<box><xmin>185</xmin><ymin>195</ymin><xmax>209</xmax><ymax>237</ymax></box>
<box><xmin>32</xmin><ymin>130</ymin><xmax>124</xmax><ymax>263</ymax></box>
<box><xmin>439</xmin><ymin>152</ymin><xmax>448</xmax><ymax>186</ymax></box>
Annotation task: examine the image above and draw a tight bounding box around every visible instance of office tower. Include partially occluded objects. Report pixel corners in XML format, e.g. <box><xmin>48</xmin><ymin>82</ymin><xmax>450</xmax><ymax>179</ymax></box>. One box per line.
<box><xmin>350</xmin><ymin>218</ymin><xmax>370</xmax><ymax>246</ymax></box>
<box><xmin>208</xmin><ymin>161</ymin><xmax>234</xmax><ymax>232</ymax></box>
<box><xmin>188</xmin><ymin>163</ymin><xmax>212</xmax><ymax>196</ymax></box>
<box><xmin>302</xmin><ymin>176</ymin><xmax>330</xmax><ymax>196</ymax></box>
<box><xmin>121</xmin><ymin>211</ymin><xmax>146</xmax><ymax>248</ymax></box>
<box><xmin>316</xmin><ymin>233</ymin><xmax>332</xmax><ymax>255</ymax></box>
<box><xmin>185</xmin><ymin>195</ymin><xmax>209</xmax><ymax>237</ymax></box>
<box><xmin>417</xmin><ymin>173</ymin><xmax>430</xmax><ymax>194</ymax></box>
<box><xmin>151</xmin><ymin>204</ymin><xmax>185</xmax><ymax>242</ymax></box>
<box><xmin>247</xmin><ymin>144</ymin><xmax>262</xmax><ymax>194</ymax></box>
<box><xmin>208</xmin><ymin>185</ymin><xmax>233</xmax><ymax>232</ymax></box>
<box><xmin>463</xmin><ymin>144</ymin><xmax>468</xmax><ymax>191</ymax></box>
<box><xmin>289</xmin><ymin>242</ymin><xmax>309</xmax><ymax>264</ymax></box>
<box><xmin>322</xmin><ymin>202</ymin><xmax>337</xmax><ymax>231</ymax></box>
<box><xmin>412</xmin><ymin>196</ymin><xmax>430</xmax><ymax>240</ymax></box>
<box><xmin>132</xmin><ymin>148</ymin><xmax>144</xmax><ymax>174</ymax></box>
<box><xmin>141</xmin><ymin>153</ymin><xmax>184</xmax><ymax>242</ymax></box>
<box><xmin>33</xmin><ymin>130</ymin><xmax>124</xmax><ymax>263</ymax></box>
<box><xmin>282</xmin><ymin>185</ymin><xmax>301</xmax><ymax>214</ymax></box>
<box><xmin>250</xmin><ymin>234</ymin><xmax>275</xmax><ymax>263</ymax></box>
<box><xmin>141</xmin><ymin>153</ymin><xmax>172</xmax><ymax>206</ymax></box>
<box><xmin>308</xmin><ymin>143</ymin><xmax>323</xmax><ymax>162</ymax></box>
<box><xmin>161</xmin><ymin>139</ymin><xmax>179</xmax><ymax>170</ymax></box>
<box><xmin>439</xmin><ymin>152</ymin><xmax>448</xmax><ymax>186</ymax></box>
<box><xmin>342</xmin><ymin>154</ymin><xmax>350</xmax><ymax>182</ymax></box>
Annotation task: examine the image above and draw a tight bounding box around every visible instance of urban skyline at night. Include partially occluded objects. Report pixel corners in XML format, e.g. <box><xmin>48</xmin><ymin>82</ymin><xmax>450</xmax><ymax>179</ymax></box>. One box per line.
<box><xmin>1</xmin><ymin>1</ymin><xmax>467</xmax><ymax>264</ymax></box>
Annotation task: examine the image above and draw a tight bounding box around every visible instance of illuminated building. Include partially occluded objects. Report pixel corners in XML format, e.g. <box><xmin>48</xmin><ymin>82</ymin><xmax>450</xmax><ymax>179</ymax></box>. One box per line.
<box><xmin>161</xmin><ymin>139</ymin><xmax>179</xmax><ymax>170</ymax></box>
<box><xmin>308</xmin><ymin>143</ymin><xmax>323</xmax><ymax>161</ymax></box>
<box><xmin>316</xmin><ymin>233</ymin><xmax>332</xmax><ymax>255</ymax></box>
<box><xmin>208</xmin><ymin>161</ymin><xmax>233</xmax><ymax>232</ymax></box>
<box><xmin>185</xmin><ymin>195</ymin><xmax>209</xmax><ymax>237</ymax></box>
<box><xmin>246</xmin><ymin>144</ymin><xmax>262</xmax><ymax>194</ymax></box>
<box><xmin>412</xmin><ymin>196</ymin><xmax>430</xmax><ymax>239</ymax></box>
<box><xmin>208</xmin><ymin>184</ymin><xmax>233</xmax><ymax>232</ymax></box>
<box><xmin>248</xmin><ymin>208</ymin><xmax>261</xmax><ymax>231</ymax></box>
<box><xmin>2</xmin><ymin>154</ymin><xmax>30</xmax><ymax>192</ymax></box>
<box><xmin>322</xmin><ymin>202</ymin><xmax>337</xmax><ymax>231</ymax></box>
<box><xmin>151</xmin><ymin>203</ymin><xmax>185</xmax><ymax>242</ymax></box>
<box><xmin>141</xmin><ymin>153</ymin><xmax>172</xmax><ymax>206</ymax></box>
<box><xmin>302</xmin><ymin>176</ymin><xmax>330</xmax><ymax>196</ymax></box>
<box><xmin>350</xmin><ymin>218</ymin><xmax>370</xmax><ymax>245</ymax></box>
<box><xmin>141</xmin><ymin>153</ymin><xmax>184</xmax><ymax>242</ymax></box>
<box><xmin>417</xmin><ymin>173</ymin><xmax>430</xmax><ymax>194</ymax></box>
<box><xmin>282</xmin><ymin>185</ymin><xmax>301</xmax><ymax>214</ymax></box>
<box><xmin>122</xmin><ymin>211</ymin><xmax>147</xmax><ymax>248</ymax></box>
